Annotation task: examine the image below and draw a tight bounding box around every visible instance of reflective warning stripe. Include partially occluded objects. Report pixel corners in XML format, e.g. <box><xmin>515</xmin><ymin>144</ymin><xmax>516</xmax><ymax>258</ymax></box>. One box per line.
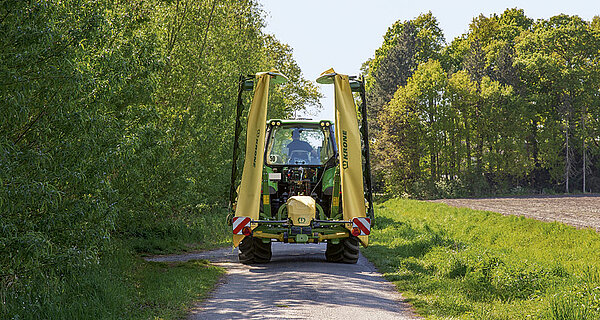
<box><xmin>352</xmin><ymin>217</ymin><xmax>371</xmax><ymax>235</ymax></box>
<box><xmin>232</xmin><ymin>217</ymin><xmax>251</xmax><ymax>235</ymax></box>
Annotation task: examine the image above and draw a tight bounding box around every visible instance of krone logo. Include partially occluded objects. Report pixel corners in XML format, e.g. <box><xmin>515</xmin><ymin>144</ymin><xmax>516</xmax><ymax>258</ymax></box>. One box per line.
<box><xmin>252</xmin><ymin>129</ymin><xmax>260</xmax><ymax>167</ymax></box>
<box><xmin>342</xmin><ymin>130</ymin><xmax>349</xmax><ymax>169</ymax></box>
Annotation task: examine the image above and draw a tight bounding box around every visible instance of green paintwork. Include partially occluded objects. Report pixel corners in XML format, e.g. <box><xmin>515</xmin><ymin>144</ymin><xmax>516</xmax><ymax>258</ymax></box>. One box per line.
<box><xmin>267</xmin><ymin>119</ymin><xmax>333</xmax><ymax>126</ymax></box>
<box><xmin>322</xmin><ymin>167</ymin><xmax>335</xmax><ymax>193</ymax></box>
<box><xmin>315</xmin><ymin>202</ymin><xmax>325</xmax><ymax>220</ymax></box>
<box><xmin>263</xmin><ymin>166</ymin><xmax>278</xmax><ymax>193</ymax></box>
<box><xmin>330</xmin><ymin>166</ymin><xmax>341</xmax><ymax>220</ymax></box>
<box><xmin>253</xmin><ymin>224</ymin><xmax>350</xmax><ymax>242</ymax></box>
<box><xmin>248</xmin><ymin>119</ymin><xmax>353</xmax><ymax>244</ymax></box>
<box><xmin>261</xmin><ymin>171</ymin><xmax>271</xmax><ymax>219</ymax></box>
<box><xmin>295</xmin><ymin>234</ymin><xmax>309</xmax><ymax>242</ymax></box>
<box><xmin>242</xmin><ymin>79</ymin><xmax>254</xmax><ymax>91</ymax></box>
<box><xmin>277</xmin><ymin>203</ymin><xmax>287</xmax><ymax>220</ymax></box>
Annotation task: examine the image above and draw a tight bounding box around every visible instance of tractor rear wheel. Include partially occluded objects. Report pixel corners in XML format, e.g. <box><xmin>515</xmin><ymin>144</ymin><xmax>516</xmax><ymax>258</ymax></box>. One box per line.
<box><xmin>238</xmin><ymin>236</ymin><xmax>272</xmax><ymax>264</ymax></box>
<box><xmin>325</xmin><ymin>236</ymin><xmax>359</xmax><ymax>264</ymax></box>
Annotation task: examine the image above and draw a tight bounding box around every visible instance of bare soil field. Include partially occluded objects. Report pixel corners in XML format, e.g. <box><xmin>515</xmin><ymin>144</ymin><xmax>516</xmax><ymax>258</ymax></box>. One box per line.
<box><xmin>431</xmin><ymin>194</ymin><xmax>600</xmax><ymax>231</ymax></box>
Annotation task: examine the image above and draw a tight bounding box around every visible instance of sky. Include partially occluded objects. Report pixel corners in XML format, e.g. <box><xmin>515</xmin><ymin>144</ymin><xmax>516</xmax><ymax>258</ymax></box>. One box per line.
<box><xmin>259</xmin><ymin>0</ymin><xmax>598</xmax><ymax>120</ymax></box>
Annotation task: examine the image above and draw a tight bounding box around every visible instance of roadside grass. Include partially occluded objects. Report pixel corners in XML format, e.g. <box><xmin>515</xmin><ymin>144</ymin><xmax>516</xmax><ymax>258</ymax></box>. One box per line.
<box><xmin>362</xmin><ymin>198</ymin><xmax>600</xmax><ymax>319</ymax></box>
<box><xmin>122</xmin><ymin>209</ymin><xmax>231</xmax><ymax>255</ymax></box>
<box><xmin>131</xmin><ymin>258</ymin><xmax>225</xmax><ymax>320</ymax></box>
<box><xmin>2</xmin><ymin>245</ymin><xmax>225</xmax><ymax>320</ymax></box>
<box><xmin>2</xmin><ymin>210</ymin><xmax>230</xmax><ymax>320</ymax></box>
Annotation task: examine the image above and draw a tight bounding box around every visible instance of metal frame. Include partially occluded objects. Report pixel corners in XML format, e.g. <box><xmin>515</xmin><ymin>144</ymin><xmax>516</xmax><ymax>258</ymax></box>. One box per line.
<box><xmin>229</xmin><ymin>75</ymin><xmax>254</xmax><ymax>207</ymax></box>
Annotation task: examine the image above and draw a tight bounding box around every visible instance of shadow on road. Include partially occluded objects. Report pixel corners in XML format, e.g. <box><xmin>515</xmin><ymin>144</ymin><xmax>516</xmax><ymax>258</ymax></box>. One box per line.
<box><xmin>148</xmin><ymin>243</ymin><xmax>418</xmax><ymax>319</ymax></box>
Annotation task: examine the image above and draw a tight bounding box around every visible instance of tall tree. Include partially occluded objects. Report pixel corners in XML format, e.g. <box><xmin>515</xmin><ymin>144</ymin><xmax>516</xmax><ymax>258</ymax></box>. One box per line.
<box><xmin>366</xmin><ymin>12</ymin><xmax>445</xmax><ymax>130</ymax></box>
<box><xmin>376</xmin><ymin>60</ymin><xmax>448</xmax><ymax>193</ymax></box>
<box><xmin>365</xmin><ymin>13</ymin><xmax>445</xmax><ymax>189</ymax></box>
<box><xmin>447</xmin><ymin>70</ymin><xmax>477</xmax><ymax>175</ymax></box>
<box><xmin>516</xmin><ymin>14</ymin><xmax>599</xmax><ymax>192</ymax></box>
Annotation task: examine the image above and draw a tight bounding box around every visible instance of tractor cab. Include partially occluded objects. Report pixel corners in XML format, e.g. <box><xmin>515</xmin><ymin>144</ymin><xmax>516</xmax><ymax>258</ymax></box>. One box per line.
<box><xmin>265</xmin><ymin>120</ymin><xmax>335</xmax><ymax>166</ymax></box>
<box><xmin>263</xmin><ymin>120</ymin><xmax>337</xmax><ymax>219</ymax></box>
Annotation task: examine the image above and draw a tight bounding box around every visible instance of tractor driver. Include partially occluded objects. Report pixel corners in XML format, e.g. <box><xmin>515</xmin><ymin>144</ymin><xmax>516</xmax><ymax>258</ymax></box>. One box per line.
<box><xmin>287</xmin><ymin>129</ymin><xmax>317</xmax><ymax>163</ymax></box>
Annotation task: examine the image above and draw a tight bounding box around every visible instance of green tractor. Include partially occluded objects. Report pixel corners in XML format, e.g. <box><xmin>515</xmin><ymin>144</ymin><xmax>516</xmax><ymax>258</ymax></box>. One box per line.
<box><xmin>229</xmin><ymin>69</ymin><xmax>374</xmax><ymax>264</ymax></box>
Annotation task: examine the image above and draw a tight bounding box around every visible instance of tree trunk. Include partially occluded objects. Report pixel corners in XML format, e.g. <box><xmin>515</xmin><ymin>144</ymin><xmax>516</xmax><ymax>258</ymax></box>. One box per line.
<box><xmin>564</xmin><ymin>117</ymin><xmax>571</xmax><ymax>193</ymax></box>
<box><xmin>582</xmin><ymin>104</ymin><xmax>587</xmax><ymax>193</ymax></box>
<box><xmin>463</xmin><ymin>114</ymin><xmax>472</xmax><ymax>172</ymax></box>
<box><xmin>530</xmin><ymin>119</ymin><xmax>539</xmax><ymax>166</ymax></box>
<box><xmin>452</xmin><ymin>117</ymin><xmax>458</xmax><ymax>179</ymax></box>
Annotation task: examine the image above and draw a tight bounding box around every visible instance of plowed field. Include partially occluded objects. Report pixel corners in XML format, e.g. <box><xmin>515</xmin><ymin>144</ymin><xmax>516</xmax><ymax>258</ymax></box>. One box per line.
<box><xmin>431</xmin><ymin>194</ymin><xmax>600</xmax><ymax>231</ymax></box>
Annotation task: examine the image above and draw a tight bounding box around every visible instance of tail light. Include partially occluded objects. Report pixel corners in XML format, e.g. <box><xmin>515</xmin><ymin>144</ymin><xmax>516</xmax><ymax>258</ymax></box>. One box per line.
<box><xmin>242</xmin><ymin>226</ymin><xmax>252</xmax><ymax>236</ymax></box>
<box><xmin>352</xmin><ymin>217</ymin><xmax>371</xmax><ymax>236</ymax></box>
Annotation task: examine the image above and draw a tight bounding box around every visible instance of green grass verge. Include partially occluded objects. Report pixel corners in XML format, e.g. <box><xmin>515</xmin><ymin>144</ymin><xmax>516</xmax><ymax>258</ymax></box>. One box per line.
<box><xmin>2</xmin><ymin>210</ymin><xmax>230</xmax><ymax>320</ymax></box>
<box><xmin>2</xmin><ymin>245</ymin><xmax>225</xmax><ymax>320</ymax></box>
<box><xmin>131</xmin><ymin>258</ymin><xmax>225</xmax><ymax>319</ymax></box>
<box><xmin>362</xmin><ymin>198</ymin><xmax>600</xmax><ymax>319</ymax></box>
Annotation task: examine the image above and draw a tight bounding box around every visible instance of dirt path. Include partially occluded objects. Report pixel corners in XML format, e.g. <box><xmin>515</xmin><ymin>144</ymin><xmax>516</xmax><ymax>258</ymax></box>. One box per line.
<box><xmin>147</xmin><ymin>243</ymin><xmax>418</xmax><ymax>320</ymax></box>
<box><xmin>432</xmin><ymin>194</ymin><xmax>600</xmax><ymax>231</ymax></box>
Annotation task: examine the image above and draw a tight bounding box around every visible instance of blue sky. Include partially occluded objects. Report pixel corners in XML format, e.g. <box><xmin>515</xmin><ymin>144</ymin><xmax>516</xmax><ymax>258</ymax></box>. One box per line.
<box><xmin>259</xmin><ymin>0</ymin><xmax>598</xmax><ymax>120</ymax></box>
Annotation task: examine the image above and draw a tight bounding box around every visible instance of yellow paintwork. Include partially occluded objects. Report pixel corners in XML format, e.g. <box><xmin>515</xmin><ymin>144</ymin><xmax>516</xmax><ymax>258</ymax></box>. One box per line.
<box><xmin>318</xmin><ymin>68</ymin><xmax>369</xmax><ymax>247</ymax></box>
<box><xmin>318</xmin><ymin>232</ymin><xmax>349</xmax><ymax>241</ymax></box>
<box><xmin>233</xmin><ymin>70</ymin><xmax>288</xmax><ymax>247</ymax></box>
<box><xmin>332</xmin><ymin>196</ymin><xmax>339</xmax><ymax>207</ymax></box>
<box><xmin>287</xmin><ymin>196</ymin><xmax>315</xmax><ymax>227</ymax></box>
<box><xmin>253</xmin><ymin>230</ymin><xmax>350</xmax><ymax>243</ymax></box>
<box><xmin>253</xmin><ymin>231</ymin><xmax>284</xmax><ymax>241</ymax></box>
<box><xmin>233</xmin><ymin>69</ymin><xmax>370</xmax><ymax>248</ymax></box>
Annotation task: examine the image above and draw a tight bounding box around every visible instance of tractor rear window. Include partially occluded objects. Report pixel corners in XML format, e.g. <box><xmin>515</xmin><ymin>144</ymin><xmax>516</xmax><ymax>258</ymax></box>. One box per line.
<box><xmin>266</xmin><ymin>126</ymin><xmax>334</xmax><ymax>165</ymax></box>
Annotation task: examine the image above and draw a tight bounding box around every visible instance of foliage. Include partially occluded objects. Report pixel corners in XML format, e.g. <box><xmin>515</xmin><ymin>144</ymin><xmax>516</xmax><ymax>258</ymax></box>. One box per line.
<box><xmin>363</xmin><ymin>198</ymin><xmax>600</xmax><ymax>319</ymax></box>
<box><xmin>367</xmin><ymin>9</ymin><xmax>600</xmax><ymax>197</ymax></box>
<box><xmin>364</xmin><ymin>12</ymin><xmax>446</xmax><ymax>186</ymax></box>
<box><xmin>1</xmin><ymin>0</ymin><xmax>318</xmax><ymax>318</ymax></box>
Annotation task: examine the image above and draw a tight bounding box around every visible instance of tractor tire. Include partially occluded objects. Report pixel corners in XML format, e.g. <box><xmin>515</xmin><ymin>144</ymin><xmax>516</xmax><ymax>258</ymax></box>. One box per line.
<box><xmin>238</xmin><ymin>236</ymin><xmax>272</xmax><ymax>264</ymax></box>
<box><xmin>325</xmin><ymin>236</ymin><xmax>359</xmax><ymax>264</ymax></box>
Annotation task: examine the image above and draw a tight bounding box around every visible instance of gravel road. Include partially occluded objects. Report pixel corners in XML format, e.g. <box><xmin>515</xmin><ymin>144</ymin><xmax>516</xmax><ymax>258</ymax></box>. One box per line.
<box><xmin>147</xmin><ymin>243</ymin><xmax>418</xmax><ymax>319</ymax></box>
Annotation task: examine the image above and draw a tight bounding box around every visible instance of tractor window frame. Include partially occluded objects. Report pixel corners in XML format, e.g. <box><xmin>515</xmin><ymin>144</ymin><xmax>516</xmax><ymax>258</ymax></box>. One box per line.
<box><xmin>265</xmin><ymin>124</ymin><xmax>334</xmax><ymax>166</ymax></box>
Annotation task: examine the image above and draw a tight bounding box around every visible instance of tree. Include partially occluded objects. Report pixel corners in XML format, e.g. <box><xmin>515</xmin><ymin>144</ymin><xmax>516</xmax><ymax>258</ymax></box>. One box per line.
<box><xmin>376</xmin><ymin>60</ymin><xmax>448</xmax><ymax>194</ymax></box>
<box><xmin>516</xmin><ymin>14</ymin><xmax>599</xmax><ymax>192</ymax></box>
<box><xmin>367</xmin><ymin>10</ymin><xmax>600</xmax><ymax>197</ymax></box>
<box><xmin>365</xmin><ymin>13</ymin><xmax>445</xmax><ymax>190</ymax></box>
<box><xmin>365</xmin><ymin>12</ymin><xmax>445</xmax><ymax>129</ymax></box>
<box><xmin>447</xmin><ymin>70</ymin><xmax>477</xmax><ymax>175</ymax></box>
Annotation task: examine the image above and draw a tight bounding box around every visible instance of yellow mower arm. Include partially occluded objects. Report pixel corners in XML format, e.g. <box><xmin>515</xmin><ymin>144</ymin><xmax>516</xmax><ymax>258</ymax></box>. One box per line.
<box><xmin>233</xmin><ymin>70</ymin><xmax>287</xmax><ymax>247</ymax></box>
<box><xmin>317</xmin><ymin>68</ymin><xmax>369</xmax><ymax>247</ymax></box>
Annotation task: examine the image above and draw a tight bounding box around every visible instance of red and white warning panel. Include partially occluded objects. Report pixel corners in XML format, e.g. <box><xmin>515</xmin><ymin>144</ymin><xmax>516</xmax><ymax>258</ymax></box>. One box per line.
<box><xmin>232</xmin><ymin>217</ymin><xmax>251</xmax><ymax>235</ymax></box>
<box><xmin>352</xmin><ymin>217</ymin><xmax>371</xmax><ymax>236</ymax></box>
